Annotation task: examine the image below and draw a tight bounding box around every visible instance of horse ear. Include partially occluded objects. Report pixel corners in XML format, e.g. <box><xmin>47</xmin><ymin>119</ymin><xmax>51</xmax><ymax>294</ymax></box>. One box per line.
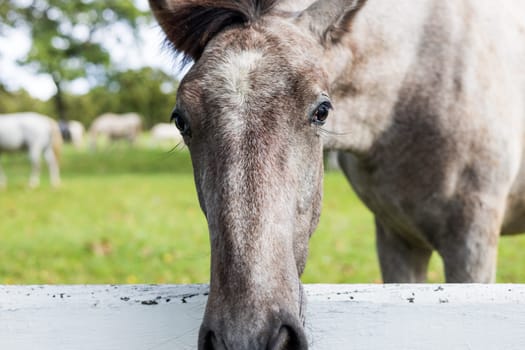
<box><xmin>149</xmin><ymin>1</ymin><xmax>174</xmax><ymax>35</ymax></box>
<box><xmin>296</xmin><ymin>0</ymin><xmax>368</xmax><ymax>45</ymax></box>
<box><xmin>149</xmin><ymin>1</ymin><xmax>183</xmax><ymax>52</ymax></box>
<box><xmin>149</xmin><ymin>0</ymin><xmax>270</xmax><ymax>63</ymax></box>
<box><xmin>149</xmin><ymin>0</ymin><xmax>205</xmax><ymax>62</ymax></box>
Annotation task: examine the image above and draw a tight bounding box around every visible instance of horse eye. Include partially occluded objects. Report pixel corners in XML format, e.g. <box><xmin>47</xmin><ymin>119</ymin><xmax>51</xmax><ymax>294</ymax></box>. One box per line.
<box><xmin>171</xmin><ymin>110</ymin><xmax>191</xmax><ymax>137</ymax></box>
<box><xmin>311</xmin><ymin>101</ymin><xmax>332</xmax><ymax>126</ymax></box>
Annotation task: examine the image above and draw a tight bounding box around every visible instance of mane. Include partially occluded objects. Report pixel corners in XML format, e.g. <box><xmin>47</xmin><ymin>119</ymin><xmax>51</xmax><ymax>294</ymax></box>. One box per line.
<box><xmin>153</xmin><ymin>0</ymin><xmax>281</xmax><ymax>64</ymax></box>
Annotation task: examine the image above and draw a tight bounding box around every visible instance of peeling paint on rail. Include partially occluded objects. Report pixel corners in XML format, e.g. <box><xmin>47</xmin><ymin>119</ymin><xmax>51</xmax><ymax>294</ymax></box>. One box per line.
<box><xmin>1</xmin><ymin>284</ymin><xmax>525</xmax><ymax>349</ymax></box>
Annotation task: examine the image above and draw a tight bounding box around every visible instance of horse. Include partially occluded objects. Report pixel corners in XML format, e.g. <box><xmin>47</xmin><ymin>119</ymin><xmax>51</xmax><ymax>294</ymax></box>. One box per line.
<box><xmin>150</xmin><ymin>0</ymin><xmax>525</xmax><ymax>348</ymax></box>
<box><xmin>88</xmin><ymin>113</ymin><xmax>142</xmax><ymax>149</ymax></box>
<box><xmin>59</xmin><ymin>120</ymin><xmax>85</xmax><ymax>149</ymax></box>
<box><xmin>150</xmin><ymin>122</ymin><xmax>184</xmax><ymax>146</ymax></box>
<box><xmin>68</xmin><ymin>120</ymin><xmax>86</xmax><ymax>149</ymax></box>
<box><xmin>0</xmin><ymin>112</ymin><xmax>62</xmax><ymax>188</ymax></box>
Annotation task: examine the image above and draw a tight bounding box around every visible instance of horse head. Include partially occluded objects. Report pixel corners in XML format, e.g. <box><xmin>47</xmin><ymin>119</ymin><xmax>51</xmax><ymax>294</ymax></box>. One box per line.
<box><xmin>150</xmin><ymin>1</ymin><xmax>368</xmax><ymax>349</ymax></box>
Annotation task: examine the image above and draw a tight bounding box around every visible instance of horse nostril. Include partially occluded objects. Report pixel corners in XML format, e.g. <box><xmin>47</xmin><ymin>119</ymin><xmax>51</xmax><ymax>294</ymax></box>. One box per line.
<box><xmin>199</xmin><ymin>329</ymin><xmax>217</xmax><ymax>350</ymax></box>
<box><xmin>268</xmin><ymin>325</ymin><xmax>307</xmax><ymax>350</ymax></box>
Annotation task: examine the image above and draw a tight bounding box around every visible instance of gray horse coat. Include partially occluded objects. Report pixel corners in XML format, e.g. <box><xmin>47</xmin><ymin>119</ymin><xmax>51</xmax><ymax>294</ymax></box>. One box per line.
<box><xmin>321</xmin><ymin>0</ymin><xmax>525</xmax><ymax>283</ymax></box>
<box><xmin>151</xmin><ymin>0</ymin><xmax>525</xmax><ymax>348</ymax></box>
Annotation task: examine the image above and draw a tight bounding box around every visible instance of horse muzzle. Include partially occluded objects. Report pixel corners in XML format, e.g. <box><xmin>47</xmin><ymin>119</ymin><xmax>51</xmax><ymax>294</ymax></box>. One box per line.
<box><xmin>198</xmin><ymin>310</ymin><xmax>308</xmax><ymax>350</ymax></box>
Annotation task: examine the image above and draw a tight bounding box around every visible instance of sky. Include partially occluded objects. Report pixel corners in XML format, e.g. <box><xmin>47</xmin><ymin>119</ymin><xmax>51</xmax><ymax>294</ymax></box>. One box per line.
<box><xmin>0</xmin><ymin>0</ymin><xmax>184</xmax><ymax>100</ymax></box>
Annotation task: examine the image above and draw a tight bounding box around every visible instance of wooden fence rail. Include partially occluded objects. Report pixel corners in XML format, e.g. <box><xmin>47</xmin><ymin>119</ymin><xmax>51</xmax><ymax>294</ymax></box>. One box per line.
<box><xmin>1</xmin><ymin>284</ymin><xmax>525</xmax><ymax>349</ymax></box>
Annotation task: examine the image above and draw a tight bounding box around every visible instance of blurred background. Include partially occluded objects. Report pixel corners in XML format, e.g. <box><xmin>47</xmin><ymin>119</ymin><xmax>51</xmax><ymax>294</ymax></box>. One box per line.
<box><xmin>0</xmin><ymin>0</ymin><xmax>524</xmax><ymax>285</ymax></box>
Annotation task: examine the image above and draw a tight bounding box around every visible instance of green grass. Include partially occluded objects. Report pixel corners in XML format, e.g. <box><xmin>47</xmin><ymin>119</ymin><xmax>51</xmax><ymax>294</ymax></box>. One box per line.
<box><xmin>1</xmin><ymin>145</ymin><xmax>524</xmax><ymax>284</ymax></box>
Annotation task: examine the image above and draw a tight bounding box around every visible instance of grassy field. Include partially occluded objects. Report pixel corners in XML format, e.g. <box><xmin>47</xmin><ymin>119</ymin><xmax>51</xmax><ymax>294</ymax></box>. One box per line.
<box><xmin>1</xmin><ymin>144</ymin><xmax>524</xmax><ymax>284</ymax></box>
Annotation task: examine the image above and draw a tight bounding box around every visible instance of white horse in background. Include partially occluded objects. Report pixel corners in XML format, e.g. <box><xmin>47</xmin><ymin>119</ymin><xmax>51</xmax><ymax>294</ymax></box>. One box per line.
<box><xmin>150</xmin><ymin>123</ymin><xmax>183</xmax><ymax>147</ymax></box>
<box><xmin>0</xmin><ymin>112</ymin><xmax>62</xmax><ymax>188</ymax></box>
<box><xmin>68</xmin><ymin>120</ymin><xmax>85</xmax><ymax>149</ymax></box>
<box><xmin>89</xmin><ymin>113</ymin><xmax>142</xmax><ymax>149</ymax></box>
<box><xmin>58</xmin><ymin>119</ymin><xmax>85</xmax><ymax>149</ymax></box>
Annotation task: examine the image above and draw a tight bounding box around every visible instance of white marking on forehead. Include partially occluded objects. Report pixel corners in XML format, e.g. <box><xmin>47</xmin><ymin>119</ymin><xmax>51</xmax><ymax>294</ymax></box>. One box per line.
<box><xmin>217</xmin><ymin>50</ymin><xmax>264</xmax><ymax>106</ymax></box>
<box><xmin>210</xmin><ymin>50</ymin><xmax>264</xmax><ymax>139</ymax></box>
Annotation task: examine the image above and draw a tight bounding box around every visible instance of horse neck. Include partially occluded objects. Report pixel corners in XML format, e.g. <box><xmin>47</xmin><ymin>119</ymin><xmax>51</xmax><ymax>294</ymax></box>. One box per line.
<box><xmin>323</xmin><ymin>0</ymin><xmax>440</xmax><ymax>154</ymax></box>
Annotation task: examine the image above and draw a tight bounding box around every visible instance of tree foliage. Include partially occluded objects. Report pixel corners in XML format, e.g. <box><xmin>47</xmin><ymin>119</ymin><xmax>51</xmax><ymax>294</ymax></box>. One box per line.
<box><xmin>1</xmin><ymin>0</ymin><xmax>147</xmax><ymax>119</ymax></box>
<box><xmin>0</xmin><ymin>83</ymin><xmax>52</xmax><ymax>115</ymax></box>
<box><xmin>0</xmin><ymin>67</ymin><xmax>178</xmax><ymax>129</ymax></box>
<box><xmin>66</xmin><ymin>67</ymin><xmax>178</xmax><ymax>128</ymax></box>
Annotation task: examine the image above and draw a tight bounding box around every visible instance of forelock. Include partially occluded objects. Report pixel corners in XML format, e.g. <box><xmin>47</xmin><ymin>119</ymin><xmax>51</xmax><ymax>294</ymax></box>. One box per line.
<box><xmin>152</xmin><ymin>0</ymin><xmax>281</xmax><ymax>64</ymax></box>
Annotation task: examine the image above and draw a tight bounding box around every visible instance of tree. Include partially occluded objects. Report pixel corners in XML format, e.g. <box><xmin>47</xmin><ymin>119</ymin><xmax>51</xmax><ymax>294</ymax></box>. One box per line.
<box><xmin>1</xmin><ymin>0</ymin><xmax>146</xmax><ymax>120</ymax></box>
<box><xmin>105</xmin><ymin>67</ymin><xmax>178</xmax><ymax>128</ymax></box>
<box><xmin>0</xmin><ymin>83</ymin><xmax>51</xmax><ymax>115</ymax></box>
<box><xmin>62</xmin><ymin>67</ymin><xmax>178</xmax><ymax>128</ymax></box>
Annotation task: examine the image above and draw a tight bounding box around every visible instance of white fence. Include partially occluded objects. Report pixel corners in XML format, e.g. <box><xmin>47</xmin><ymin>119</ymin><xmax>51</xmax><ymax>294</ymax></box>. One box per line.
<box><xmin>1</xmin><ymin>284</ymin><xmax>525</xmax><ymax>349</ymax></box>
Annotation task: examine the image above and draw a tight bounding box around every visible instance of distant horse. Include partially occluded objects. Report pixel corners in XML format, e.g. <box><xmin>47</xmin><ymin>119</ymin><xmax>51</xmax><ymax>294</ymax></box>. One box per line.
<box><xmin>0</xmin><ymin>112</ymin><xmax>62</xmax><ymax>188</ymax></box>
<box><xmin>151</xmin><ymin>0</ymin><xmax>525</xmax><ymax>349</ymax></box>
<box><xmin>89</xmin><ymin>113</ymin><xmax>142</xmax><ymax>149</ymax></box>
<box><xmin>59</xmin><ymin>120</ymin><xmax>85</xmax><ymax>149</ymax></box>
<box><xmin>68</xmin><ymin>120</ymin><xmax>86</xmax><ymax>149</ymax></box>
<box><xmin>150</xmin><ymin>122</ymin><xmax>183</xmax><ymax>146</ymax></box>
